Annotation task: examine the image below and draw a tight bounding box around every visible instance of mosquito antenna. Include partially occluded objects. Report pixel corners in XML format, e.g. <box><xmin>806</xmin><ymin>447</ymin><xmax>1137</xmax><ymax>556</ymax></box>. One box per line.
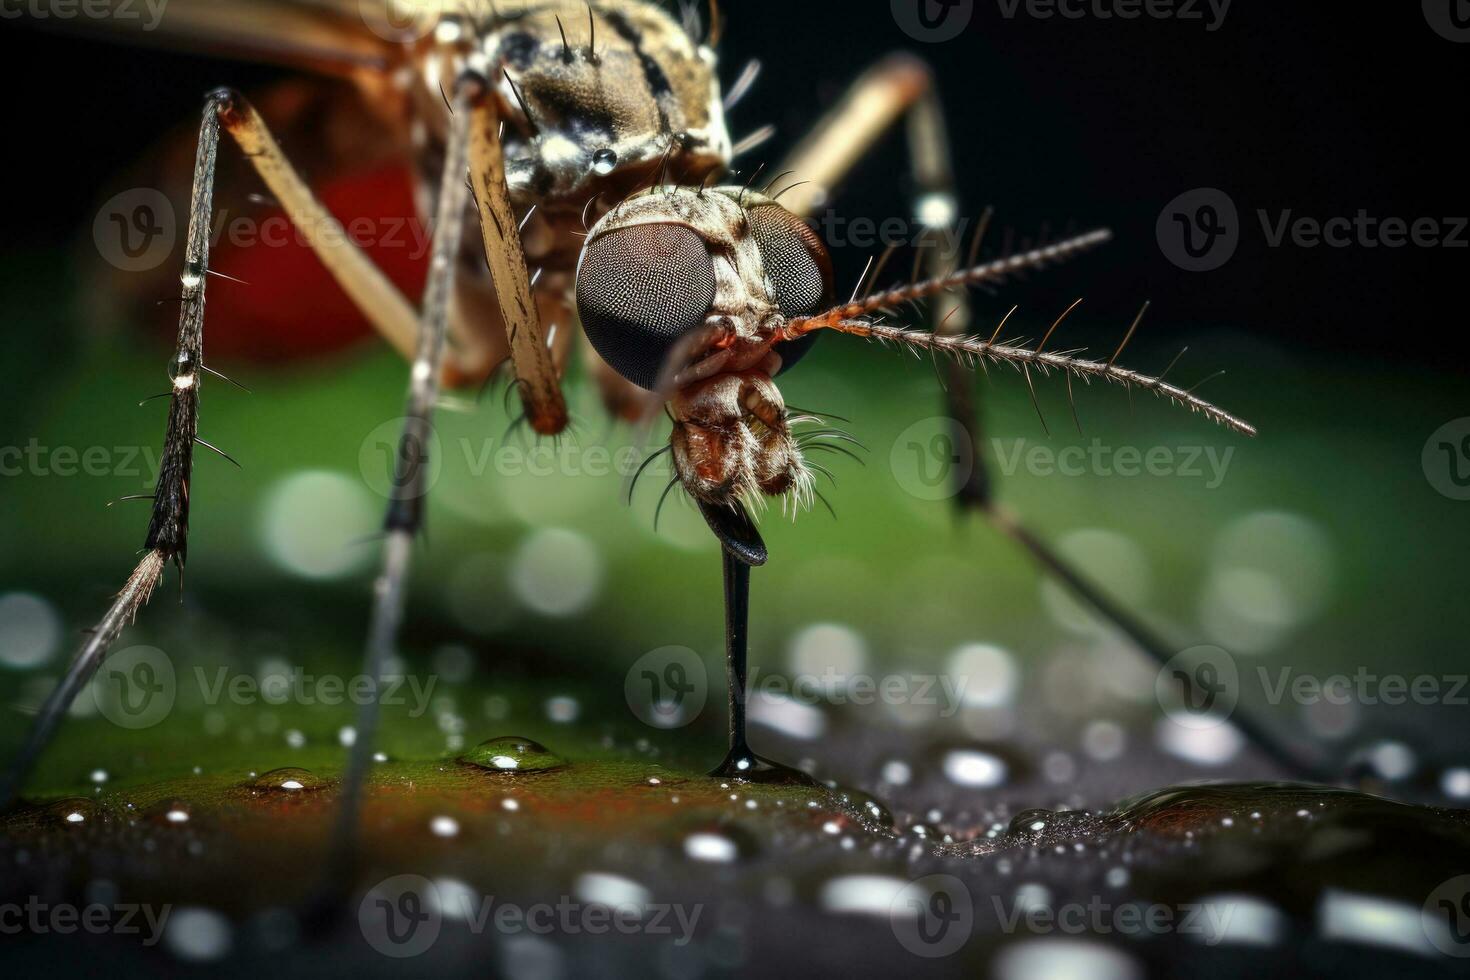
<box><xmin>782</xmin><ymin>316</ymin><xmax>1256</xmax><ymax>436</ymax></box>
<box><xmin>791</xmin><ymin>229</ymin><xmax>1111</xmax><ymax>328</ymax></box>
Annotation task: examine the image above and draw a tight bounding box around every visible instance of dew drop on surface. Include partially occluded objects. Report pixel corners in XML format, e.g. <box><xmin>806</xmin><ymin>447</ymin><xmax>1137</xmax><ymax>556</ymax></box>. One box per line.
<box><xmin>44</xmin><ymin>798</ymin><xmax>100</xmax><ymax>825</ymax></box>
<box><xmin>245</xmin><ymin>767</ymin><xmax>324</xmax><ymax>793</ymax></box>
<box><xmin>459</xmin><ymin>736</ymin><xmax>567</xmax><ymax>773</ymax></box>
<box><xmin>943</xmin><ymin>749</ymin><xmax>1010</xmax><ymax>788</ymax></box>
<box><xmin>0</xmin><ymin>592</ymin><xmax>62</xmax><ymax>669</ymax></box>
<box><xmin>591</xmin><ymin>147</ymin><xmax>618</xmax><ymax>175</ymax></box>
<box><xmin>835</xmin><ymin>788</ymin><xmax>894</xmax><ymax>828</ymax></box>
<box><xmin>164</xmin><ymin>907</ymin><xmax>233</xmax><ymax>962</ymax></box>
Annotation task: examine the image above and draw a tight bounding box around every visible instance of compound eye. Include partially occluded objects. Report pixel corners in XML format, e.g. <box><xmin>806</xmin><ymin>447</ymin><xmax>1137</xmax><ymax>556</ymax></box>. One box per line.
<box><xmin>748</xmin><ymin>204</ymin><xmax>833</xmax><ymax>317</ymax></box>
<box><xmin>747</xmin><ymin>204</ymin><xmax>833</xmax><ymax>372</ymax></box>
<box><xmin>576</xmin><ymin>224</ymin><xmax>716</xmax><ymax>390</ymax></box>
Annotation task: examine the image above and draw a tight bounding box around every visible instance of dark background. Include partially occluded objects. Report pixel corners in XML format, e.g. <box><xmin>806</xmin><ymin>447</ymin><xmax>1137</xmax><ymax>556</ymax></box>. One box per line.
<box><xmin>0</xmin><ymin>1</ymin><xmax>1463</xmax><ymax>366</ymax></box>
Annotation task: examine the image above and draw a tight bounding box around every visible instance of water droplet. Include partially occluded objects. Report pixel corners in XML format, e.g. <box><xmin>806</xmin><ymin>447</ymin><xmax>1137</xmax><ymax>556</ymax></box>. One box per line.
<box><xmin>430</xmin><ymin>815</ymin><xmax>460</xmax><ymax>838</ymax></box>
<box><xmin>591</xmin><ymin>148</ymin><xmax>619</xmax><ymax>175</ymax></box>
<box><xmin>459</xmin><ymin>736</ymin><xmax>567</xmax><ymax>773</ymax></box>
<box><xmin>245</xmin><ymin>767</ymin><xmax>324</xmax><ymax>793</ymax></box>
<box><xmin>44</xmin><ymin>798</ymin><xmax>101</xmax><ymax>825</ymax></box>
<box><xmin>834</xmin><ymin>788</ymin><xmax>893</xmax><ymax>828</ymax></box>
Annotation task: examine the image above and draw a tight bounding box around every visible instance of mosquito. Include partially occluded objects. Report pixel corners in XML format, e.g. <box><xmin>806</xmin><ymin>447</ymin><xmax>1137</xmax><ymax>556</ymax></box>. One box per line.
<box><xmin>1</xmin><ymin>0</ymin><xmax>1313</xmax><ymax>853</ymax></box>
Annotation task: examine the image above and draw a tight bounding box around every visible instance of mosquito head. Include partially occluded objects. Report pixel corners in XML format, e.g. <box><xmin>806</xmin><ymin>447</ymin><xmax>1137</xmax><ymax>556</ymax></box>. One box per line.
<box><xmin>575</xmin><ymin>186</ymin><xmax>834</xmax><ymax>509</ymax></box>
<box><xmin>480</xmin><ymin>2</ymin><xmax>732</xmax><ymax>205</ymax></box>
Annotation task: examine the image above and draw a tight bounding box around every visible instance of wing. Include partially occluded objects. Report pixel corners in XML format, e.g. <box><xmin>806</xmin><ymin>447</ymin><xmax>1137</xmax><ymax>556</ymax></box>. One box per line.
<box><xmin>18</xmin><ymin>0</ymin><xmax>412</xmax><ymax>75</ymax></box>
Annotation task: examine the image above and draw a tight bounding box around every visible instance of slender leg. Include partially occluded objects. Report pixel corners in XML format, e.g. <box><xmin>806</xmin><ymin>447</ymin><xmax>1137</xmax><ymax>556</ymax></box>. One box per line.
<box><xmin>0</xmin><ymin>91</ymin><xmax>228</xmax><ymax>808</ymax></box>
<box><xmin>467</xmin><ymin>90</ymin><xmax>569</xmax><ymax>435</ymax></box>
<box><xmin>776</xmin><ymin>58</ymin><xmax>1321</xmax><ymax>780</ymax></box>
<box><xmin>331</xmin><ymin>71</ymin><xmax>484</xmax><ymax>875</ymax></box>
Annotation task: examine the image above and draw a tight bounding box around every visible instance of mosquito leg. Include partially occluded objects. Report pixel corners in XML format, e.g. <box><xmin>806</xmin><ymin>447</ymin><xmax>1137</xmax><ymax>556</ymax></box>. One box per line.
<box><xmin>329</xmin><ymin>71</ymin><xmax>484</xmax><ymax>875</ymax></box>
<box><xmin>0</xmin><ymin>92</ymin><xmax>229</xmax><ymax>809</ymax></box>
<box><xmin>467</xmin><ymin>87</ymin><xmax>569</xmax><ymax>435</ymax></box>
<box><xmin>213</xmin><ymin>90</ymin><xmax>482</xmax><ymax>379</ymax></box>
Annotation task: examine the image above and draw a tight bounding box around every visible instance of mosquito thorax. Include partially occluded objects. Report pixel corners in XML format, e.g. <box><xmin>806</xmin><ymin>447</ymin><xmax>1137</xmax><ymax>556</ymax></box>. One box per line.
<box><xmin>415</xmin><ymin>2</ymin><xmax>732</xmax><ymax>211</ymax></box>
